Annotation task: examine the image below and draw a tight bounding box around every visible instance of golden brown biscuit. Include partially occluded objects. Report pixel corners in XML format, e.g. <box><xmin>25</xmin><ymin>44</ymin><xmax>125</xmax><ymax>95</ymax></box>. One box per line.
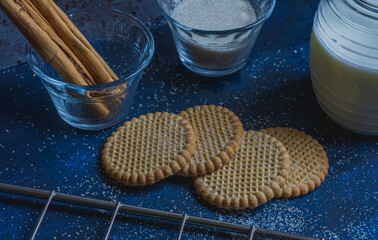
<box><xmin>178</xmin><ymin>105</ymin><xmax>244</xmax><ymax>177</ymax></box>
<box><xmin>101</xmin><ymin>112</ymin><xmax>196</xmax><ymax>186</ymax></box>
<box><xmin>194</xmin><ymin>130</ymin><xmax>290</xmax><ymax>210</ymax></box>
<box><xmin>259</xmin><ymin>127</ymin><xmax>329</xmax><ymax>198</ymax></box>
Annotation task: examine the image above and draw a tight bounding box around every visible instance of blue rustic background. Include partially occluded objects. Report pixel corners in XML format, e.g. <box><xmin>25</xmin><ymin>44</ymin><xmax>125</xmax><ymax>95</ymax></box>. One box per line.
<box><xmin>0</xmin><ymin>0</ymin><xmax>377</xmax><ymax>239</ymax></box>
<box><xmin>0</xmin><ymin>0</ymin><xmax>157</xmax><ymax>70</ymax></box>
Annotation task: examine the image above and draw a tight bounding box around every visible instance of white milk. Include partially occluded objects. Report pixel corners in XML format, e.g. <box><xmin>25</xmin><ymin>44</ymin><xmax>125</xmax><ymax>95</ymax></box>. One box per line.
<box><xmin>310</xmin><ymin>30</ymin><xmax>378</xmax><ymax>134</ymax></box>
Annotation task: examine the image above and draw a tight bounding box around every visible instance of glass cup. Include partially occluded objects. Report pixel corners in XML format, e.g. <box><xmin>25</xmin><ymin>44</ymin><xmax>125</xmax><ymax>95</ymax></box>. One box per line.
<box><xmin>156</xmin><ymin>0</ymin><xmax>276</xmax><ymax>77</ymax></box>
<box><xmin>26</xmin><ymin>8</ymin><xmax>154</xmax><ymax>130</ymax></box>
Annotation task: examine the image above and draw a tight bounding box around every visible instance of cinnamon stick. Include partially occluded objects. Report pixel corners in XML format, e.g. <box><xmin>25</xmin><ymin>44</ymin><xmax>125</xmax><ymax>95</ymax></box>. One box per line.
<box><xmin>0</xmin><ymin>0</ymin><xmax>110</xmax><ymax>117</ymax></box>
<box><xmin>48</xmin><ymin>0</ymin><xmax>119</xmax><ymax>81</ymax></box>
<box><xmin>19</xmin><ymin>0</ymin><xmax>96</xmax><ymax>85</ymax></box>
<box><xmin>31</xmin><ymin>0</ymin><xmax>114</xmax><ymax>84</ymax></box>
<box><xmin>0</xmin><ymin>0</ymin><xmax>88</xmax><ymax>85</ymax></box>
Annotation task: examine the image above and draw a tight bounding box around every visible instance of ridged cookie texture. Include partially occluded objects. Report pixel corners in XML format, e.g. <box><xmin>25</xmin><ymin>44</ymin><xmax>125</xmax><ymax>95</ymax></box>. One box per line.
<box><xmin>259</xmin><ymin>127</ymin><xmax>329</xmax><ymax>198</ymax></box>
<box><xmin>101</xmin><ymin>112</ymin><xmax>196</xmax><ymax>186</ymax></box>
<box><xmin>178</xmin><ymin>105</ymin><xmax>244</xmax><ymax>177</ymax></box>
<box><xmin>194</xmin><ymin>130</ymin><xmax>290</xmax><ymax>210</ymax></box>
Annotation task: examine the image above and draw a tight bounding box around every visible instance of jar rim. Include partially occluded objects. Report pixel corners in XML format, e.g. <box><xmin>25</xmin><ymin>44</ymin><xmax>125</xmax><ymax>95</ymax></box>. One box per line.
<box><xmin>313</xmin><ymin>0</ymin><xmax>378</xmax><ymax>71</ymax></box>
<box><xmin>353</xmin><ymin>0</ymin><xmax>378</xmax><ymax>12</ymax></box>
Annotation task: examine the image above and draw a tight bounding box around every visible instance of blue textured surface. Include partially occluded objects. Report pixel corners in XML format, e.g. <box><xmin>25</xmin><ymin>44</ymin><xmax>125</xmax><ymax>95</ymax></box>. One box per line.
<box><xmin>0</xmin><ymin>0</ymin><xmax>377</xmax><ymax>239</ymax></box>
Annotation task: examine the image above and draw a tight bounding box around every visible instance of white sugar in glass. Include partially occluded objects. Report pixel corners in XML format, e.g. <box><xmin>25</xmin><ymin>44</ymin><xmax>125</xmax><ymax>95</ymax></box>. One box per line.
<box><xmin>172</xmin><ymin>0</ymin><xmax>256</xmax><ymax>31</ymax></box>
<box><xmin>157</xmin><ymin>0</ymin><xmax>276</xmax><ymax>77</ymax></box>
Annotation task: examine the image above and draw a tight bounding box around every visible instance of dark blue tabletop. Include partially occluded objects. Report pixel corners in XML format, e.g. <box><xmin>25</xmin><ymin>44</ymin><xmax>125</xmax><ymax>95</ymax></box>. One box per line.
<box><xmin>0</xmin><ymin>0</ymin><xmax>377</xmax><ymax>239</ymax></box>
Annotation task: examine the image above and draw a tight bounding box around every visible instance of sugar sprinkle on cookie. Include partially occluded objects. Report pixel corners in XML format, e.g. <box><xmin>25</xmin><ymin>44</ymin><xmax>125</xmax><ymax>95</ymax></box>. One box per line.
<box><xmin>178</xmin><ymin>105</ymin><xmax>244</xmax><ymax>177</ymax></box>
<box><xmin>194</xmin><ymin>130</ymin><xmax>290</xmax><ymax>210</ymax></box>
<box><xmin>259</xmin><ymin>127</ymin><xmax>329</xmax><ymax>198</ymax></box>
<box><xmin>101</xmin><ymin>112</ymin><xmax>196</xmax><ymax>186</ymax></box>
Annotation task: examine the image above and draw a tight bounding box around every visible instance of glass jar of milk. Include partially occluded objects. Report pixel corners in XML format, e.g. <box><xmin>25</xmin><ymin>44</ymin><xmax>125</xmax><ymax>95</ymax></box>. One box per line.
<box><xmin>310</xmin><ymin>0</ymin><xmax>378</xmax><ymax>135</ymax></box>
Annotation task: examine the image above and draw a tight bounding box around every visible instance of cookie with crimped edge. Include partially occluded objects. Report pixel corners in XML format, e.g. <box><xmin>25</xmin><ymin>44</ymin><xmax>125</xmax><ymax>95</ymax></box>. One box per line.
<box><xmin>101</xmin><ymin>112</ymin><xmax>196</xmax><ymax>186</ymax></box>
<box><xmin>194</xmin><ymin>130</ymin><xmax>290</xmax><ymax>210</ymax></box>
<box><xmin>178</xmin><ymin>105</ymin><xmax>244</xmax><ymax>177</ymax></box>
<box><xmin>259</xmin><ymin>127</ymin><xmax>329</xmax><ymax>198</ymax></box>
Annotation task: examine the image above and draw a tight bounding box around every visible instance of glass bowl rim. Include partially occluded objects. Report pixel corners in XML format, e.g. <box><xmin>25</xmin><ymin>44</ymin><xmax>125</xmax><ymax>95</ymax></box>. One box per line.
<box><xmin>156</xmin><ymin>0</ymin><xmax>276</xmax><ymax>34</ymax></box>
<box><xmin>25</xmin><ymin>7</ymin><xmax>155</xmax><ymax>90</ymax></box>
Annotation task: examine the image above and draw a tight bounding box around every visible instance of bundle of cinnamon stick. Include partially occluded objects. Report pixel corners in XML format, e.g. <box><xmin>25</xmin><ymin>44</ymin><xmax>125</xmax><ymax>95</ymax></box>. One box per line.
<box><xmin>0</xmin><ymin>0</ymin><xmax>118</xmax><ymax>86</ymax></box>
<box><xmin>1</xmin><ymin>0</ymin><xmax>124</xmax><ymax>118</ymax></box>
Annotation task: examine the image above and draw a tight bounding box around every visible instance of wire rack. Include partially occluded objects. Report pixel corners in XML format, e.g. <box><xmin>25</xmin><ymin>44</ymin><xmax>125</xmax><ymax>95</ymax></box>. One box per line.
<box><xmin>0</xmin><ymin>183</ymin><xmax>323</xmax><ymax>240</ymax></box>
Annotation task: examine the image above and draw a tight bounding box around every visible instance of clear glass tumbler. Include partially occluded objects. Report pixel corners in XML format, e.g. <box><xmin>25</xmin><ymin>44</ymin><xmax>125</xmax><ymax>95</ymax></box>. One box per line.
<box><xmin>26</xmin><ymin>8</ymin><xmax>154</xmax><ymax>130</ymax></box>
<box><xmin>156</xmin><ymin>0</ymin><xmax>276</xmax><ymax>77</ymax></box>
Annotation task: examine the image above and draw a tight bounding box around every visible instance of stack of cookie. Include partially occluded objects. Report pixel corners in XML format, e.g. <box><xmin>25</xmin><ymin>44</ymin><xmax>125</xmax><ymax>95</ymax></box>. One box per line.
<box><xmin>101</xmin><ymin>105</ymin><xmax>329</xmax><ymax>210</ymax></box>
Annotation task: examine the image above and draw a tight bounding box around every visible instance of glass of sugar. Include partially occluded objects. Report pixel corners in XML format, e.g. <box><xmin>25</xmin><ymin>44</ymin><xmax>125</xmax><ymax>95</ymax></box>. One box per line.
<box><xmin>157</xmin><ymin>0</ymin><xmax>276</xmax><ymax>77</ymax></box>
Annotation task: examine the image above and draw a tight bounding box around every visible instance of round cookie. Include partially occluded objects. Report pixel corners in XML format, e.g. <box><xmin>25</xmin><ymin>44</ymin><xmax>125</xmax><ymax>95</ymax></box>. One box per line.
<box><xmin>259</xmin><ymin>127</ymin><xmax>329</xmax><ymax>198</ymax></box>
<box><xmin>194</xmin><ymin>130</ymin><xmax>290</xmax><ymax>210</ymax></box>
<box><xmin>178</xmin><ymin>105</ymin><xmax>244</xmax><ymax>177</ymax></box>
<box><xmin>101</xmin><ymin>112</ymin><xmax>196</xmax><ymax>186</ymax></box>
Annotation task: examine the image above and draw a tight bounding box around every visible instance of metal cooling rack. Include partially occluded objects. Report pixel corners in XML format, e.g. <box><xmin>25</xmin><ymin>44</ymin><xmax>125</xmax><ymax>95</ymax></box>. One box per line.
<box><xmin>0</xmin><ymin>183</ymin><xmax>323</xmax><ymax>240</ymax></box>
